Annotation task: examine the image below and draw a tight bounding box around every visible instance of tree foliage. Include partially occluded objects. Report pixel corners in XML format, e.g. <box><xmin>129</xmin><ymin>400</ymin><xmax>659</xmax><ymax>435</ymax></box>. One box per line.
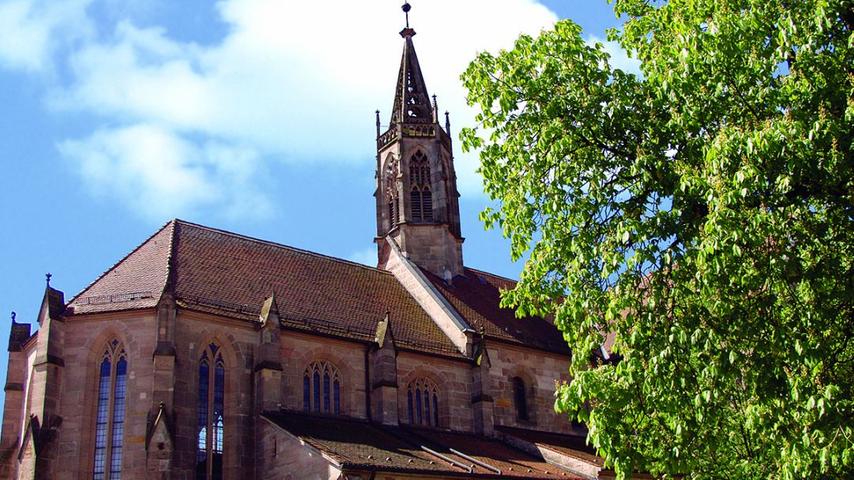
<box><xmin>461</xmin><ymin>0</ymin><xmax>852</xmax><ymax>478</ymax></box>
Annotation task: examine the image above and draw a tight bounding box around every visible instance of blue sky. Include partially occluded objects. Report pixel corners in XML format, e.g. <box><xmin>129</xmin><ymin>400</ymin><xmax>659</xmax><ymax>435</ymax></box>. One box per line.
<box><xmin>0</xmin><ymin>1</ymin><xmax>635</xmax><ymax>409</ymax></box>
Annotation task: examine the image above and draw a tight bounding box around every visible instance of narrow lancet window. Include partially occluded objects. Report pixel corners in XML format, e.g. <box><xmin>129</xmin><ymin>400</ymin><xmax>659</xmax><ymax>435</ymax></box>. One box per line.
<box><xmin>92</xmin><ymin>341</ymin><xmax>127</xmax><ymax>480</ymax></box>
<box><xmin>197</xmin><ymin>343</ymin><xmax>224</xmax><ymax>480</ymax></box>
<box><xmin>513</xmin><ymin>377</ymin><xmax>529</xmax><ymax>422</ymax></box>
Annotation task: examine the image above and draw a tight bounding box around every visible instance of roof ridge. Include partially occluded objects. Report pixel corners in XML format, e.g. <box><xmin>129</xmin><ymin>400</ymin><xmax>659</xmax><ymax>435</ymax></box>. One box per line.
<box><xmin>172</xmin><ymin>218</ymin><xmax>390</xmax><ymax>276</ymax></box>
<box><xmin>68</xmin><ymin>219</ymin><xmax>176</xmax><ymax>305</ymax></box>
<box><xmin>464</xmin><ymin>266</ymin><xmax>518</xmax><ymax>284</ymax></box>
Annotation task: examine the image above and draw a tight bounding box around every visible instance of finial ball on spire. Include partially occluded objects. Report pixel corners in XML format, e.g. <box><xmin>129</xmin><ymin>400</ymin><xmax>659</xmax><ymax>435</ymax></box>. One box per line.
<box><xmin>402</xmin><ymin>2</ymin><xmax>411</xmax><ymax>13</ymax></box>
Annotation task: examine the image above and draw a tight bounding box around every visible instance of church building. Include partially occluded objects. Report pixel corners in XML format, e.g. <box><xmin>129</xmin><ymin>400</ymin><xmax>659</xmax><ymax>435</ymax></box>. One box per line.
<box><xmin>1</xmin><ymin>5</ymin><xmax>619</xmax><ymax>480</ymax></box>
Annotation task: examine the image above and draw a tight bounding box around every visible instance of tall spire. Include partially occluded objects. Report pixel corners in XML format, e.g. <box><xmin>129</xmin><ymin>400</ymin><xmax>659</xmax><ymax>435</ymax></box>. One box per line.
<box><xmin>390</xmin><ymin>2</ymin><xmax>434</xmax><ymax>125</ymax></box>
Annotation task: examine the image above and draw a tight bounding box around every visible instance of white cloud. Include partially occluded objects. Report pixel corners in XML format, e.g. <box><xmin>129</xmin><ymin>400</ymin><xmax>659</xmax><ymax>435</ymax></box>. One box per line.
<box><xmin>58</xmin><ymin>124</ymin><xmax>272</xmax><ymax>221</ymax></box>
<box><xmin>0</xmin><ymin>0</ymin><xmax>93</xmax><ymax>73</ymax></box>
<box><xmin>347</xmin><ymin>248</ymin><xmax>377</xmax><ymax>268</ymax></box>
<box><xmin>586</xmin><ymin>35</ymin><xmax>642</xmax><ymax>76</ymax></box>
<box><xmin>3</xmin><ymin>0</ymin><xmax>560</xmax><ymax>219</ymax></box>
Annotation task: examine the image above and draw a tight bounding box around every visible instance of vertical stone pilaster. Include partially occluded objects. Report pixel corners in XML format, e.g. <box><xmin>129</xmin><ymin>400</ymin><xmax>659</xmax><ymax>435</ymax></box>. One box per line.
<box><xmin>471</xmin><ymin>335</ymin><xmax>495</xmax><ymax>436</ymax></box>
<box><xmin>370</xmin><ymin>314</ymin><xmax>399</xmax><ymax>425</ymax></box>
<box><xmin>255</xmin><ymin>295</ymin><xmax>283</xmax><ymax>413</ymax></box>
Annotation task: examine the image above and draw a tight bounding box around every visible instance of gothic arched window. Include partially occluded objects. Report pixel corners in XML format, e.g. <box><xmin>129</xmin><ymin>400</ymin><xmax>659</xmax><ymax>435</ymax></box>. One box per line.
<box><xmin>92</xmin><ymin>340</ymin><xmax>127</xmax><ymax>480</ymax></box>
<box><xmin>409</xmin><ymin>151</ymin><xmax>433</xmax><ymax>223</ymax></box>
<box><xmin>512</xmin><ymin>377</ymin><xmax>529</xmax><ymax>422</ymax></box>
<box><xmin>406</xmin><ymin>378</ymin><xmax>440</xmax><ymax>427</ymax></box>
<box><xmin>385</xmin><ymin>157</ymin><xmax>399</xmax><ymax>229</ymax></box>
<box><xmin>196</xmin><ymin>343</ymin><xmax>224</xmax><ymax>480</ymax></box>
<box><xmin>303</xmin><ymin>361</ymin><xmax>341</xmax><ymax>415</ymax></box>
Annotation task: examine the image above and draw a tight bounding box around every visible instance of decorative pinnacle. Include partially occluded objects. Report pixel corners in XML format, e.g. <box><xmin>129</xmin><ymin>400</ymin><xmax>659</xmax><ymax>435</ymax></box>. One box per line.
<box><xmin>402</xmin><ymin>2</ymin><xmax>411</xmax><ymax>28</ymax></box>
<box><xmin>11</xmin><ymin>311</ymin><xmax>16</xmax><ymax>323</ymax></box>
<box><xmin>45</xmin><ymin>272</ymin><xmax>52</xmax><ymax>287</ymax></box>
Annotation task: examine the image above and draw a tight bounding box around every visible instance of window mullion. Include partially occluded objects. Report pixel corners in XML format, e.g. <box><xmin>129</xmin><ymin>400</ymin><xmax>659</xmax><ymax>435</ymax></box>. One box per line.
<box><xmin>104</xmin><ymin>357</ymin><xmax>117</xmax><ymax>480</ymax></box>
<box><xmin>207</xmin><ymin>360</ymin><xmax>215</xmax><ymax>479</ymax></box>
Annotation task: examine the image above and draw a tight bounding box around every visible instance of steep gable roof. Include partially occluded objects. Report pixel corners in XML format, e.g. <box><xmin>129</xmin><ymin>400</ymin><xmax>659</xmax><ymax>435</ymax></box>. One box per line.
<box><xmin>422</xmin><ymin>268</ymin><xmax>570</xmax><ymax>355</ymax></box>
<box><xmin>66</xmin><ymin>220</ymin><xmax>461</xmax><ymax>357</ymax></box>
<box><xmin>68</xmin><ymin>221</ymin><xmax>174</xmax><ymax>314</ymax></box>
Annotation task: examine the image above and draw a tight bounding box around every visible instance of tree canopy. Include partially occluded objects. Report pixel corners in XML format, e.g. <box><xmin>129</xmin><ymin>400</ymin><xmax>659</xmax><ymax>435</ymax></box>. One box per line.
<box><xmin>461</xmin><ymin>0</ymin><xmax>852</xmax><ymax>478</ymax></box>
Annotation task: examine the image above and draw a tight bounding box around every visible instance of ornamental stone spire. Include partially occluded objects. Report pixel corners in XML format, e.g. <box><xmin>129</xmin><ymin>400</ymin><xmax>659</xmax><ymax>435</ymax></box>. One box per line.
<box><xmin>375</xmin><ymin>2</ymin><xmax>464</xmax><ymax>279</ymax></box>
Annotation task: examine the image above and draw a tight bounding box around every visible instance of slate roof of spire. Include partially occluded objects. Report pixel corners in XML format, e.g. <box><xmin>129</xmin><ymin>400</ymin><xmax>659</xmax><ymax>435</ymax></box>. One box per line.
<box><xmin>390</xmin><ymin>29</ymin><xmax>434</xmax><ymax>125</ymax></box>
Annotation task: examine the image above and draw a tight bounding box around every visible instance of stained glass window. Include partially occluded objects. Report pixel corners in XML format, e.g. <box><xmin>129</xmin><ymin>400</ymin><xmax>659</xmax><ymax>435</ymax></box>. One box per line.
<box><xmin>406</xmin><ymin>378</ymin><xmax>440</xmax><ymax>427</ymax></box>
<box><xmin>197</xmin><ymin>344</ymin><xmax>224</xmax><ymax>480</ymax></box>
<box><xmin>303</xmin><ymin>361</ymin><xmax>341</xmax><ymax>414</ymax></box>
<box><xmin>92</xmin><ymin>342</ymin><xmax>126</xmax><ymax>480</ymax></box>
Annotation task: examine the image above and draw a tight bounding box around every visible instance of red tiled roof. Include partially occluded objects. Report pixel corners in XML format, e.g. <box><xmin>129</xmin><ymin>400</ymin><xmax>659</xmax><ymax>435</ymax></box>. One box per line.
<box><xmin>68</xmin><ymin>221</ymin><xmax>174</xmax><ymax>314</ymax></box>
<box><xmin>422</xmin><ymin>268</ymin><xmax>570</xmax><ymax>354</ymax></box>
<box><xmin>264</xmin><ymin>411</ymin><xmax>583</xmax><ymax>479</ymax></box>
<box><xmin>67</xmin><ymin>220</ymin><xmax>461</xmax><ymax>357</ymax></box>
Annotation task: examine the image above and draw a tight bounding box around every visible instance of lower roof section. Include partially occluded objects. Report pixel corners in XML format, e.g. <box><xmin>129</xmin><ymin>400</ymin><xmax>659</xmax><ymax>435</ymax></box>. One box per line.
<box><xmin>263</xmin><ymin>411</ymin><xmax>586</xmax><ymax>479</ymax></box>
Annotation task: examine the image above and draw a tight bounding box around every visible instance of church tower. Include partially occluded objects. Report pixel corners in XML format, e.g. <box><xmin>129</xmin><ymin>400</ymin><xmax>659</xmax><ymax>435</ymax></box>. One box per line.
<box><xmin>375</xmin><ymin>2</ymin><xmax>464</xmax><ymax>278</ymax></box>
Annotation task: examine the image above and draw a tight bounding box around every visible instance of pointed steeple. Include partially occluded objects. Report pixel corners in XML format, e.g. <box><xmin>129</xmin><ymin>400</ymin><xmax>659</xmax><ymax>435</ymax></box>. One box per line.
<box><xmin>390</xmin><ymin>3</ymin><xmax>434</xmax><ymax>125</ymax></box>
<box><xmin>375</xmin><ymin>2</ymin><xmax>465</xmax><ymax>278</ymax></box>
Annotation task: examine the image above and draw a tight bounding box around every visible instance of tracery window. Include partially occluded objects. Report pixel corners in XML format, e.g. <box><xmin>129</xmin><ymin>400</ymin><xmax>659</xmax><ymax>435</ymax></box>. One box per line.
<box><xmin>93</xmin><ymin>340</ymin><xmax>127</xmax><ymax>480</ymax></box>
<box><xmin>406</xmin><ymin>378</ymin><xmax>440</xmax><ymax>427</ymax></box>
<box><xmin>303</xmin><ymin>361</ymin><xmax>341</xmax><ymax>415</ymax></box>
<box><xmin>512</xmin><ymin>377</ymin><xmax>529</xmax><ymax>422</ymax></box>
<box><xmin>197</xmin><ymin>343</ymin><xmax>224</xmax><ymax>480</ymax></box>
<box><xmin>385</xmin><ymin>157</ymin><xmax>400</xmax><ymax>229</ymax></box>
<box><xmin>409</xmin><ymin>151</ymin><xmax>432</xmax><ymax>223</ymax></box>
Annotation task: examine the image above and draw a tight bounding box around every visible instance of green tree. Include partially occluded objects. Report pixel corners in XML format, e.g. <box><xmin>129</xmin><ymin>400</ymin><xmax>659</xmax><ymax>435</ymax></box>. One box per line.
<box><xmin>461</xmin><ymin>0</ymin><xmax>852</xmax><ymax>478</ymax></box>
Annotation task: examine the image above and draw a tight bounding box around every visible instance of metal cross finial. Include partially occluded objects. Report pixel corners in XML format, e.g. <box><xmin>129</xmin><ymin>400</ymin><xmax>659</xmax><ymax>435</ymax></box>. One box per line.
<box><xmin>402</xmin><ymin>2</ymin><xmax>411</xmax><ymax>28</ymax></box>
<box><xmin>45</xmin><ymin>272</ymin><xmax>52</xmax><ymax>286</ymax></box>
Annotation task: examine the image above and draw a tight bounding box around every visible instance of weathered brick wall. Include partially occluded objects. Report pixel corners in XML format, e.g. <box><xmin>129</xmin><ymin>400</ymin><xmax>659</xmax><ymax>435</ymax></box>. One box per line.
<box><xmin>170</xmin><ymin>310</ymin><xmax>258</xmax><ymax>480</ymax></box>
<box><xmin>50</xmin><ymin>310</ymin><xmax>156</xmax><ymax>479</ymax></box>
<box><xmin>489</xmin><ymin>344</ymin><xmax>573</xmax><ymax>433</ymax></box>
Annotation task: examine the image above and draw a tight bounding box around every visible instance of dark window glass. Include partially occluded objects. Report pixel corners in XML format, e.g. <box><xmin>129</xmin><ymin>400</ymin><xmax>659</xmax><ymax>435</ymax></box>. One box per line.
<box><xmin>513</xmin><ymin>377</ymin><xmax>529</xmax><ymax>421</ymax></box>
<box><xmin>416</xmin><ymin>388</ymin><xmax>423</xmax><ymax>424</ymax></box>
<box><xmin>313</xmin><ymin>372</ymin><xmax>321</xmax><ymax>412</ymax></box>
<box><xmin>93</xmin><ymin>358</ymin><xmax>111</xmax><ymax>479</ymax></box>
<box><xmin>197</xmin><ymin>347</ymin><xmax>224</xmax><ymax>480</ymax></box>
<box><xmin>323</xmin><ymin>372</ymin><xmax>331</xmax><ymax>413</ymax></box>
<box><xmin>109</xmin><ymin>357</ymin><xmax>127</xmax><ymax>478</ymax></box>
<box><xmin>333</xmin><ymin>380</ymin><xmax>340</xmax><ymax>415</ymax></box>
<box><xmin>303</xmin><ymin>376</ymin><xmax>310</xmax><ymax>411</ymax></box>
<box><xmin>407</xmin><ymin>389</ymin><xmax>414</xmax><ymax>424</ymax></box>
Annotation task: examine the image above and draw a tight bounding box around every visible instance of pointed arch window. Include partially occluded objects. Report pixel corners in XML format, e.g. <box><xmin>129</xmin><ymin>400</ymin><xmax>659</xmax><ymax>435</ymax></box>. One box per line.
<box><xmin>302</xmin><ymin>361</ymin><xmax>341</xmax><ymax>415</ymax></box>
<box><xmin>409</xmin><ymin>151</ymin><xmax>433</xmax><ymax>223</ymax></box>
<box><xmin>406</xmin><ymin>378</ymin><xmax>440</xmax><ymax>427</ymax></box>
<box><xmin>92</xmin><ymin>340</ymin><xmax>127</xmax><ymax>480</ymax></box>
<box><xmin>512</xmin><ymin>377</ymin><xmax>529</xmax><ymax>422</ymax></box>
<box><xmin>197</xmin><ymin>343</ymin><xmax>224</xmax><ymax>480</ymax></box>
<box><xmin>385</xmin><ymin>157</ymin><xmax>400</xmax><ymax>230</ymax></box>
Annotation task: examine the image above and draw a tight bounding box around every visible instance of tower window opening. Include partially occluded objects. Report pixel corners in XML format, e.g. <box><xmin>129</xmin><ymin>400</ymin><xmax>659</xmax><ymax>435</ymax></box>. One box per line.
<box><xmin>409</xmin><ymin>152</ymin><xmax>433</xmax><ymax>223</ymax></box>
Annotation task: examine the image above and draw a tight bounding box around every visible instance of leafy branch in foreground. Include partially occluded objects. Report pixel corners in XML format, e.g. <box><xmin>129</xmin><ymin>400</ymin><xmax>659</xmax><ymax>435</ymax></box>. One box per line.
<box><xmin>461</xmin><ymin>1</ymin><xmax>852</xmax><ymax>478</ymax></box>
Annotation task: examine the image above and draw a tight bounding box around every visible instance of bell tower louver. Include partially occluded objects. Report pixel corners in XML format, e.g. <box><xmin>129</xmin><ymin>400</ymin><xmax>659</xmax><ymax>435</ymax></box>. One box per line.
<box><xmin>375</xmin><ymin>2</ymin><xmax>463</xmax><ymax>279</ymax></box>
